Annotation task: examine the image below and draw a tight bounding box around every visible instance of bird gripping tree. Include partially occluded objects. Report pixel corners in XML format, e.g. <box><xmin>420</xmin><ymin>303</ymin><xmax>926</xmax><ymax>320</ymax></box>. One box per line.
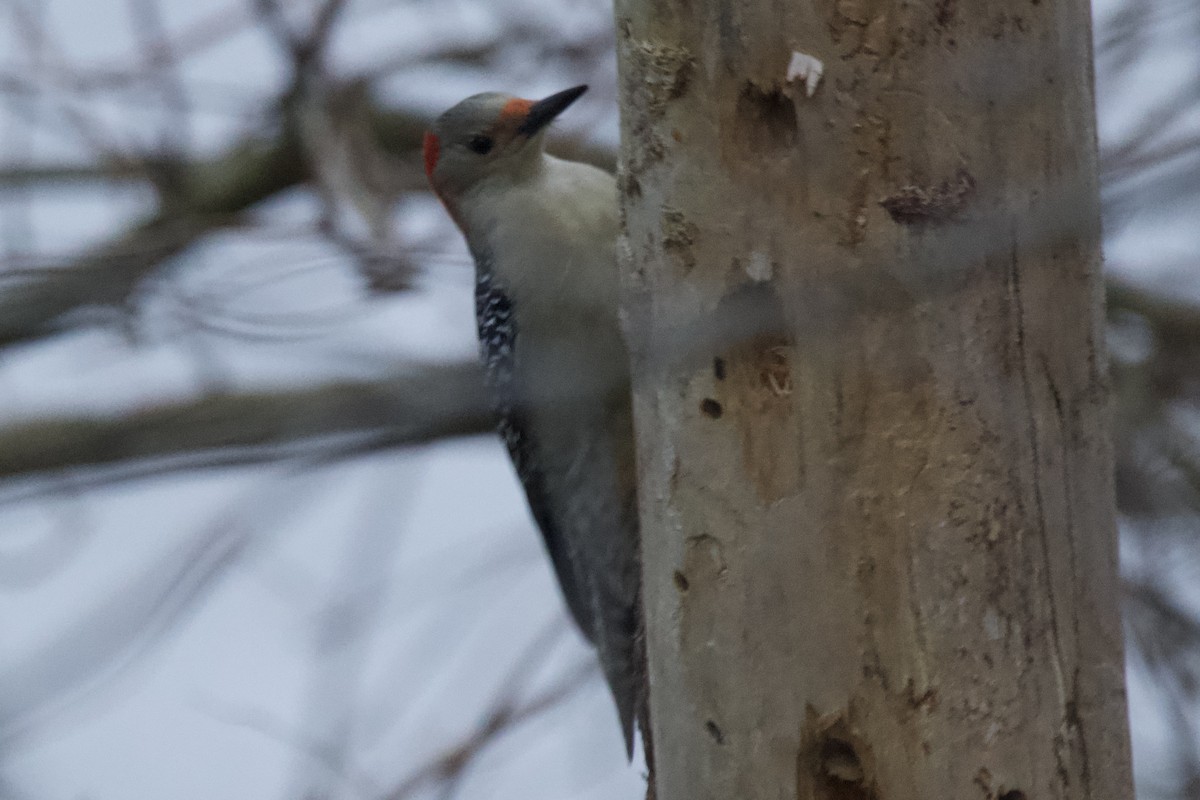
<box><xmin>424</xmin><ymin>86</ymin><xmax>648</xmax><ymax>759</ymax></box>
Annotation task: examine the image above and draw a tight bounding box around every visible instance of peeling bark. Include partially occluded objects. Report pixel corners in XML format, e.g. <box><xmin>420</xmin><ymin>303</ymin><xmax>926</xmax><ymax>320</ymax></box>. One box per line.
<box><xmin>614</xmin><ymin>0</ymin><xmax>1134</xmax><ymax>798</ymax></box>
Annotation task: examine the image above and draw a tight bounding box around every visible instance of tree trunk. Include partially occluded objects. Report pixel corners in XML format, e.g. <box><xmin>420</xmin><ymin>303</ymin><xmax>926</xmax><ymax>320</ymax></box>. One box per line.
<box><xmin>613</xmin><ymin>0</ymin><xmax>1134</xmax><ymax>798</ymax></box>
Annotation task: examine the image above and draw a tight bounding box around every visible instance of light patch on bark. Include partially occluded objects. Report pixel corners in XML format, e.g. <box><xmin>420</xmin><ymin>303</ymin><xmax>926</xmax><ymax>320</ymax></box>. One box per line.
<box><xmin>744</xmin><ymin>251</ymin><xmax>773</xmax><ymax>282</ymax></box>
<box><xmin>786</xmin><ymin>51</ymin><xmax>824</xmax><ymax>97</ymax></box>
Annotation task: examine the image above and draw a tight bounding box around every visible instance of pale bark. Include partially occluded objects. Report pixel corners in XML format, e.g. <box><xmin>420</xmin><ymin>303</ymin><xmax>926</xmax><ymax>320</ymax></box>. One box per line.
<box><xmin>615</xmin><ymin>0</ymin><xmax>1134</xmax><ymax>798</ymax></box>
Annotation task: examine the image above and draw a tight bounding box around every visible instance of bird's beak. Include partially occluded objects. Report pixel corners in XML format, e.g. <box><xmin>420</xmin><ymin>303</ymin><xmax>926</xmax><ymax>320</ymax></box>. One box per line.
<box><xmin>516</xmin><ymin>85</ymin><xmax>588</xmax><ymax>136</ymax></box>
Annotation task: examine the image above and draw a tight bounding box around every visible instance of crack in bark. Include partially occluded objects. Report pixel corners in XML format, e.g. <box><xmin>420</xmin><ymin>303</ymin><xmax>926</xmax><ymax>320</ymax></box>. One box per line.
<box><xmin>1007</xmin><ymin>234</ymin><xmax>1073</xmax><ymax>789</ymax></box>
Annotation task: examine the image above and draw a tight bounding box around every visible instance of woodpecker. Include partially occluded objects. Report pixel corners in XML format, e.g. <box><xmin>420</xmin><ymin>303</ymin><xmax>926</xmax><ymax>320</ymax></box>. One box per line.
<box><xmin>424</xmin><ymin>86</ymin><xmax>645</xmax><ymax>755</ymax></box>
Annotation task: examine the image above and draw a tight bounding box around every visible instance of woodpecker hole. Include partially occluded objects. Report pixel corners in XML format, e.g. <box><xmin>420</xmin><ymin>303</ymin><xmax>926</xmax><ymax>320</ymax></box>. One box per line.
<box><xmin>735</xmin><ymin>81</ymin><xmax>797</xmax><ymax>153</ymax></box>
<box><xmin>701</xmin><ymin>398</ymin><xmax>723</xmax><ymax>418</ymax></box>
<box><xmin>935</xmin><ymin>0</ymin><xmax>957</xmax><ymax>27</ymax></box>
<box><xmin>820</xmin><ymin>738</ymin><xmax>864</xmax><ymax>784</ymax></box>
<box><xmin>999</xmin><ymin>792</ymin><xmax>1027</xmax><ymax>800</ymax></box>
<box><xmin>881</xmin><ymin>167</ymin><xmax>976</xmax><ymax>224</ymax></box>
<box><xmin>673</xmin><ymin>570</ymin><xmax>690</xmax><ymax>592</ymax></box>
<box><xmin>799</xmin><ymin>714</ymin><xmax>879</xmax><ymax>800</ymax></box>
<box><xmin>705</xmin><ymin>719</ymin><xmax>725</xmax><ymax>744</ymax></box>
<box><xmin>713</xmin><ymin>357</ymin><xmax>726</xmax><ymax>381</ymax></box>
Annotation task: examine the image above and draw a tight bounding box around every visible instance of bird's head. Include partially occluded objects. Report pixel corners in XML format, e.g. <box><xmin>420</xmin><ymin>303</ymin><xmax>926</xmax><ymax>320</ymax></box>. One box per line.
<box><xmin>423</xmin><ymin>85</ymin><xmax>587</xmax><ymax>208</ymax></box>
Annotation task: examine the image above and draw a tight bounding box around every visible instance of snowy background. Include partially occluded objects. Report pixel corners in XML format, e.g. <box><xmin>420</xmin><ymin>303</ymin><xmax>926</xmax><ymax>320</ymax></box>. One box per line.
<box><xmin>0</xmin><ymin>0</ymin><xmax>1197</xmax><ymax>798</ymax></box>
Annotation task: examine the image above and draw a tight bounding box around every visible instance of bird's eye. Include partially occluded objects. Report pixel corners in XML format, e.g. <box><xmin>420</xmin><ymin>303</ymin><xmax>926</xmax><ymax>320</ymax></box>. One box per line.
<box><xmin>467</xmin><ymin>135</ymin><xmax>494</xmax><ymax>155</ymax></box>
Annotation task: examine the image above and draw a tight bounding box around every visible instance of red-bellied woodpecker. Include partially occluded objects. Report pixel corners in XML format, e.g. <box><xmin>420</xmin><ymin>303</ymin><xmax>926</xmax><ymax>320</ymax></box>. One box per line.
<box><xmin>424</xmin><ymin>86</ymin><xmax>645</xmax><ymax>756</ymax></box>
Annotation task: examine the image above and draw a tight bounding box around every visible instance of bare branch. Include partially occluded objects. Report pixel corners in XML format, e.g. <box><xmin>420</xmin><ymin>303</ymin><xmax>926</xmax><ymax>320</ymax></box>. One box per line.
<box><xmin>0</xmin><ymin>454</ymin><xmax>356</xmax><ymax>747</ymax></box>
<box><xmin>0</xmin><ymin>125</ymin><xmax>308</xmax><ymax>345</ymax></box>
<box><xmin>127</xmin><ymin>0</ymin><xmax>193</xmax><ymax>189</ymax></box>
<box><xmin>0</xmin><ymin>98</ymin><xmax>611</xmax><ymax>347</ymax></box>
<box><xmin>310</xmin><ymin>0</ymin><xmax>353</xmax><ymax>56</ymax></box>
<box><xmin>0</xmin><ymin>161</ymin><xmax>154</xmax><ymax>187</ymax></box>
<box><xmin>0</xmin><ymin>361</ymin><xmax>490</xmax><ymax>487</ymax></box>
<box><xmin>379</xmin><ymin>659</ymin><xmax>599</xmax><ymax>800</ymax></box>
<box><xmin>6</xmin><ymin>0</ymin><xmax>134</xmax><ymax>160</ymax></box>
<box><xmin>1108</xmin><ymin>274</ymin><xmax>1200</xmax><ymax>340</ymax></box>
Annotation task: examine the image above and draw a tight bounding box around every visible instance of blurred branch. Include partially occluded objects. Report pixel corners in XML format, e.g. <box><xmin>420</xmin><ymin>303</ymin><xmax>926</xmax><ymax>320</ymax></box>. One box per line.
<box><xmin>1108</xmin><ymin>274</ymin><xmax>1200</xmax><ymax>516</ymax></box>
<box><xmin>0</xmin><ymin>1</ymin><xmax>253</xmax><ymax>92</ymax></box>
<box><xmin>0</xmin><ymin>268</ymin><xmax>1194</xmax><ymax>490</ymax></box>
<box><xmin>0</xmin><ymin>131</ymin><xmax>304</xmax><ymax>346</ymax></box>
<box><xmin>0</xmin><ymin>451</ymin><xmax>351</xmax><ymax>747</ymax></box>
<box><xmin>0</xmin><ymin>161</ymin><xmax>154</xmax><ymax>186</ymax></box>
<box><xmin>7</xmin><ymin>0</ymin><xmax>134</xmax><ymax>160</ymax></box>
<box><xmin>127</xmin><ymin>0</ymin><xmax>193</xmax><ymax>194</ymax></box>
<box><xmin>0</xmin><ymin>0</ymin><xmax>1178</xmax><ymax>348</ymax></box>
<box><xmin>286</xmin><ymin>457</ymin><xmax>419</xmax><ymax>800</ymax></box>
<box><xmin>1108</xmin><ymin>275</ymin><xmax>1200</xmax><ymax>340</ymax></box>
<box><xmin>1126</xmin><ymin>574</ymin><xmax>1200</xmax><ymax>663</ymax></box>
<box><xmin>254</xmin><ymin>0</ymin><xmax>351</xmax><ymax>64</ymax></box>
<box><xmin>0</xmin><ymin>95</ymin><xmax>612</xmax><ymax>348</ymax></box>
<box><xmin>379</xmin><ymin>658</ymin><xmax>598</xmax><ymax>800</ymax></box>
<box><xmin>0</xmin><ymin>361</ymin><xmax>490</xmax><ymax>486</ymax></box>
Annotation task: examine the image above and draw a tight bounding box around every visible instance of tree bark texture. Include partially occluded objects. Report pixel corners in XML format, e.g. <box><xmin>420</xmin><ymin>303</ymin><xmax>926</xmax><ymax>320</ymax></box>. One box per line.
<box><xmin>614</xmin><ymin>1</ymin><xmax>1134</xmax><ymax>798</ymax></box>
